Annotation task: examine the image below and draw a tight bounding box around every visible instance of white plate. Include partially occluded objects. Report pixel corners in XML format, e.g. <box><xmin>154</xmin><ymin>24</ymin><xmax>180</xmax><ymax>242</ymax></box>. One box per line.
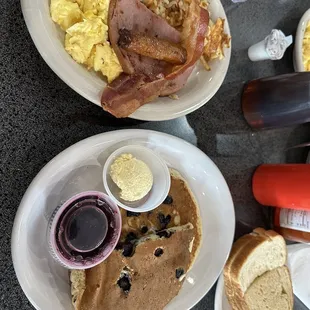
<box><xmin>21</xmin><ymin>0</ymin><xmax>231</xmax><ymax>121</ymax></box>
<box><xmin>12</xmin><ymin>129</ymin><xmax>235</xmax><ymax>310</ymax></box>
<box><xmin>214</xmin><ymin>274</ymin><xmax>231</xmax><ymax>310</ymax></box>
<box><xmin>294</xmin><ymin>8</ymin><xmax>310</xmax><ymax>72</ymax></box>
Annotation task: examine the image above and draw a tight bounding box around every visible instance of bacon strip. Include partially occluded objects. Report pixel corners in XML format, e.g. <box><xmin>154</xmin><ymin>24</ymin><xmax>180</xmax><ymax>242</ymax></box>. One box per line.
<box><xmin>108</xmin><ymin>0</ymin><xmax>134</xmax><ymax>74</ymax></box>
<box><xmin>108</xmin><ymin>0</ymin><xmax>181</xmax><ymax>75</ymax></box>
<box><xmin>161</xmin><ymin>1</ymin><xmax>209</xmax><ymax>95</ymax></box>
<box><xmin>101</xmin><ymin>73</ymin><xmax>166</xmax><ymax>118</ymax></box>
<box><xmin>118</xmin><ymin>29</ymin><xmax>187</xmax><ymax>65</ymax></box>
<box><xmin>102</xmin><ymin>0</ymin><xmax>209</xmax><ymax>118</ymax></box>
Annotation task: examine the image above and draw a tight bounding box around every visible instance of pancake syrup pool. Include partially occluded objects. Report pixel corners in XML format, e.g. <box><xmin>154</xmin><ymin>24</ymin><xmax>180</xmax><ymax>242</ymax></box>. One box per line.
<box><xmin>47</xmin><ymin>191</ymin><xmax>122</xmax><ymax>269</ymax></box>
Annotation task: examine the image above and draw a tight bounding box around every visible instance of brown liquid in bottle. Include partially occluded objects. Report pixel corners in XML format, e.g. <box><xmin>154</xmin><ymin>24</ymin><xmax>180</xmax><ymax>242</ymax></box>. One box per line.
<box><xmin>242</xmin><ymin>72</ymin><xmax>310</xmax><ymax>130</ymax></box>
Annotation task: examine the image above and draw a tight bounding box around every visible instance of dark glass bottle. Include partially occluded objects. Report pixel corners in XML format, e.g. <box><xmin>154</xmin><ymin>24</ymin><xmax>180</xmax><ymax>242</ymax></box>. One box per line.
<box><xmin>242</xmin><ymin>72</ymin><xmax>310</xmax><ymax>130</ymax></box>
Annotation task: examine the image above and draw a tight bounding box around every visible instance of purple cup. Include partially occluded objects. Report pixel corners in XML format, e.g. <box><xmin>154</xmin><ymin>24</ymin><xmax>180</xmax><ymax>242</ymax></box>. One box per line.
<box><xmin>47</xmin><ymin>191</ymin><xmax>122</xmax><ymax>269</ymax></box>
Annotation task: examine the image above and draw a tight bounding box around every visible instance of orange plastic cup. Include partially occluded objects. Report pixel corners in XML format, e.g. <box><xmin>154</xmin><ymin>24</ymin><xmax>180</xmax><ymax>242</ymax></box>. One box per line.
<box><xmin>252</xmin><ymin>164</ymin><xmax>310</xmax><ymax>210</ymax></box>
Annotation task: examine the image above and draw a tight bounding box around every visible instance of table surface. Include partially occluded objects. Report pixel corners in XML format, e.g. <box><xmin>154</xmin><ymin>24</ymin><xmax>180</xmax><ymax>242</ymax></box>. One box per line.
<box><xmin>1</xmin><ymin>0</ymin><xmax>310</xmax><ymax>309</ymax></box>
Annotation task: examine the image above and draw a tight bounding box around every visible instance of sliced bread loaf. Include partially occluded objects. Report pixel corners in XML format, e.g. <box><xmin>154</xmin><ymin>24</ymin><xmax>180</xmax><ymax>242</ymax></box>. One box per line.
<box><xmin>224</xmin><ymin>228</ymin><xmax>287</xmax><ymax>310</ymax></box>
<box><xmin>224</xmin><ymin>233</ymin><xmax>266</xmax><ymax>310</ymax></box>
<box><xmin>244</xmin><ymin>266</ymin><xmax>293</xmax><ymax>310</ymax></box>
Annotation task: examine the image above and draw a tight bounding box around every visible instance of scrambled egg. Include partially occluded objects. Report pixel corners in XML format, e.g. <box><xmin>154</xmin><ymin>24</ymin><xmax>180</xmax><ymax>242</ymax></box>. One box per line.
<box><xmin>65</xmin><ymin>17</ymin><xmax>108</xmax><ymax>64</ymax></box>
<box><xmin>93</xmin><ymin>43</ymin><xmax>123</xmax><ymax>83</ymax></box>
<box><xmin>79</xmin><ymin>0</ymin><xmax>110</xmax><ymax>24</ymax></box>
<box><xmin>303</xmin><ymin>21</ymin><xmax>310</xmax><ymax>71</ymax></box>
<box><xmin>50</xmin><ymin>0</ymin><xmax>83</xmax><ymax>31</ymax></box>
<box><xmin>201</xmin><ymin>18</ymin><xmax>231</xmax><ymax>71</ymax></box>
<box><xmin>50</xmin><ymin>0</ymin><xmax>123</xmax><ymax>82</ymax></box>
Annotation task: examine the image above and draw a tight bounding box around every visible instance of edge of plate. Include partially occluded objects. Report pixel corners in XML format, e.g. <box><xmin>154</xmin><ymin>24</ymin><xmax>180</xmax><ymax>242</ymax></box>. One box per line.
<box><xmin>21</xmin><ymin>0</ymin><xmax>231</xmax><ymax>121</ymax></box>
<box><xmin>130</xmin><ymin>11</ymin><xmax>232</xmax><ymax>121</ymax></box>
<box><xmin>293</xmin><ymin>8</ymin><xmax>310</xmax><ymax>72</ymax></box>
<box><xmin>11</xmin><ymin>129</ymin><xmax>235</xmax><ymax>310</ymax></box>
<box><xmin>214</xmin><ymin>273</ymin><xmax>225</xmax><ymax>310</ymax></box>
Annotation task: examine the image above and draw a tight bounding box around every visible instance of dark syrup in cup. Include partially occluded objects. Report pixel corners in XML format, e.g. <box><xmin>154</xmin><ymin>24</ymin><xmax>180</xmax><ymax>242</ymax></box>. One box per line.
<box><xmin>49</xmin><ymin>192</ymin><xmax>121</xmax><ymax>269</ymax></box>
<box><xmin>65</xmin><ymin>205</ymin><xmax>108</xmax><ymax>252</ymax></box>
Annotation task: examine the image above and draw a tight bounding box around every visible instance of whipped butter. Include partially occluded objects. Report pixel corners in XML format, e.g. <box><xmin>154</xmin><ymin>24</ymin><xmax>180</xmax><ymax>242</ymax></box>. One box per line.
<box><xmin>110</xmin><ymin>153</ymin><xmax>153</xmax><ymax>201</ymax></box>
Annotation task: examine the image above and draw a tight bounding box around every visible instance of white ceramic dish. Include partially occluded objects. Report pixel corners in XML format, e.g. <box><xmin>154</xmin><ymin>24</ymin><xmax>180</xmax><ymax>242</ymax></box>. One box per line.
<box><xmin>214</xmin><ymin>274</ymin><xmax>231</xmax><ymax>310</ymax></box>
<box><xmin>103</xmin><ymin>144</ymin><xmax>171</xmax><ymax>212</ymax></box>
<box><xmin>294</xmin><ymin>8</ymin><xmax>310</xmax><ymax>72</ymax></box>
<box><xmin>12</xmin><ymin>129</ymin><xmax>235</xmax><ymax>310</ymax></box>
<box><xmin>21</xmin><ymin>0</ymin><xmax>231</xmax><ymax>121</ymax></box>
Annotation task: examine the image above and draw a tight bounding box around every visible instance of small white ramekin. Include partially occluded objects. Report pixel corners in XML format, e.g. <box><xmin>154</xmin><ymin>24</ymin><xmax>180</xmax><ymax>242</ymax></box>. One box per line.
<box><xmin>103</xmin><ymin>145</ymin><xmax>170</xmax><ymax>213</ymax></box>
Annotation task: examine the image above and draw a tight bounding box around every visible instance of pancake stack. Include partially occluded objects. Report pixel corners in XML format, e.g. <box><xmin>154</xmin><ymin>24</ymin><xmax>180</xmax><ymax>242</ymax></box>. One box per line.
<box><xmin>71</xmin><ymin>169</ymin><xmax>202</xmax><ymax>310</ymax></box>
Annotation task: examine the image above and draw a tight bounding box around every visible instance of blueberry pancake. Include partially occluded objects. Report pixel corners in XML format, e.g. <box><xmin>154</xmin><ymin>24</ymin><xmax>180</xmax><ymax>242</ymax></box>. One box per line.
<box><xmin>71</xmin><ymin>224</ymin><xmax>195</xmax><ymax>310</ymax></box>
<box><xmin>119</xmin><ymin>168</ymin><xmax>202</xmax><ymax>263</ymax></box>
<box><xmin>71</xmin><ymin>169</ymin><xmax>202</xmax><ymax>309</ymax></box>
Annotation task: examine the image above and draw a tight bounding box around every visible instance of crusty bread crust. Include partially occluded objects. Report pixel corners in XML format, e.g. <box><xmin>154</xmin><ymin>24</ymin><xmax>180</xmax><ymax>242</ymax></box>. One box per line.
<box><xmin>224</xmin><ymin>234</ymin><xmax>256</xmax><ymax>310</ymax></box>
<box><xmin>284</xmin><ymin>266</ymin><xmax>294</xmax><ymax>310</ymax></box>
<box><xmin>224</xmin><ymin>233</ymin><xmax>270</xmax><ymax>310</ymax></box>
<box><xmin>224</xmin><ymin>228</ymin><xmax>287</xmax><ymax>310</ymax></box>
<box><xmin>253</xmin><ymin>228</ymin><xmax>284</xmax><ymax>242</ymax></box>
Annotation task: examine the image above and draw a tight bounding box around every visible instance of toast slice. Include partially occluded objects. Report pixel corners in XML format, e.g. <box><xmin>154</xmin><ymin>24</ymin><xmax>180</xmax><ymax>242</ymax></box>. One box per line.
<box><xmin>224</xmin><ymin>228</ymin><xmax>287</xmax><ymax>310</ymax></box>
<box><xmin>244</xmin><ymin>266</ymin><xmax>293</xmax><ymax>310</ymax></box>
<box><xmin>223</xmin><ymin>233</ymin><xmax>262</xmax><ymax>309</ymax></box>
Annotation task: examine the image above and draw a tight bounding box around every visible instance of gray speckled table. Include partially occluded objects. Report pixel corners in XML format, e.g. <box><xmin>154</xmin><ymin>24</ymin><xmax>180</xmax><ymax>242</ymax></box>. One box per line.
<box><xmin>1</xmin><ymin>0</ymin><xmax>310</xmax><ymax>309</ymax></box>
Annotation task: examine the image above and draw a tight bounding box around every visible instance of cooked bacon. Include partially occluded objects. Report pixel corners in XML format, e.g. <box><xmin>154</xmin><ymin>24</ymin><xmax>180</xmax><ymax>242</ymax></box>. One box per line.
<box><xmin>108</xmin><ymin>0</ymin><xmax>134</xmax><ymax>74</ymax></box>
<box><xmin>118</xmin><ymin>29</ymin><xmax>187</xmax><ymax>65</ymax></box>
<box><xmin>161</xmin><ymin>0</ymin><xmax>209</xmax><ymax>95</ymax></box>
<box><xmin>101</xmin><ymin>73</ymin><xmax>166</xmax><ymax>118</ymax></box>
<box><xmin>108</xmin><ymin>0</ymin><xmax>181</xmax><ymax>76</ymax></box>
<box><xmin>102</xmin><ymin>0</ymin><xmax>209</xmax><ymax>118</ymax></box>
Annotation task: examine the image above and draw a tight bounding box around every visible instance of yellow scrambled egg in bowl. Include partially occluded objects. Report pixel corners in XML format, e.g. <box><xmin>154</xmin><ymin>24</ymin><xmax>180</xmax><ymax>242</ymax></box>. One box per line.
<box><xmin>303</xmin><ymin>21</ymin><xmax>310</xmax><ymax>71</ymax></box>
<box><xmin>50</xmin><ymin>0</ymin><xmax>122</xmax><ymax>83</ymax></box>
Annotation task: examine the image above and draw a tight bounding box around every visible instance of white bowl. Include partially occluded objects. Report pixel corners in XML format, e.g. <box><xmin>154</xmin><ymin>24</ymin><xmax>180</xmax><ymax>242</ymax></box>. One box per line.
<box><xmin>11</xmin><ymin>129</ymin><xmax>235</xmax><ymax>310</ymax></box>
<box><xmin>21</xmin><ymin>0</ymin><xmax>231</xmax><ymax>121</ymax></box>
<box><xmin>103</xmin><ymin>145</ymin><xmax>170</xmax><ymax>212</ymax></box>
<box><xmin>294</xmin><ymin>8</ymin><xmax>310</xmax><ymax>72</ymax></box>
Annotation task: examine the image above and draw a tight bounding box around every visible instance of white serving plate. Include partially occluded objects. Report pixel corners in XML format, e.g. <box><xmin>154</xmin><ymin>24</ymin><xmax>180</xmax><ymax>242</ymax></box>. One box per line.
<box><xmin>12</xmin><ymin>129</ymin><xmax>235</xmax><ymax>310</ymax></box>
<box><xmin>214</xmin><ymin>274</ymin><xmax>231</xmax><ymax>310</ymax></box>
<box><xmin>21</xmin><ymin>0</ymin><xmax>231</xmax><ymax>121</ymax></box>
<box><xmin>294</xmin><ymin>8</ymin><xmax>310</xmax><ymax>72</ymax></box>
